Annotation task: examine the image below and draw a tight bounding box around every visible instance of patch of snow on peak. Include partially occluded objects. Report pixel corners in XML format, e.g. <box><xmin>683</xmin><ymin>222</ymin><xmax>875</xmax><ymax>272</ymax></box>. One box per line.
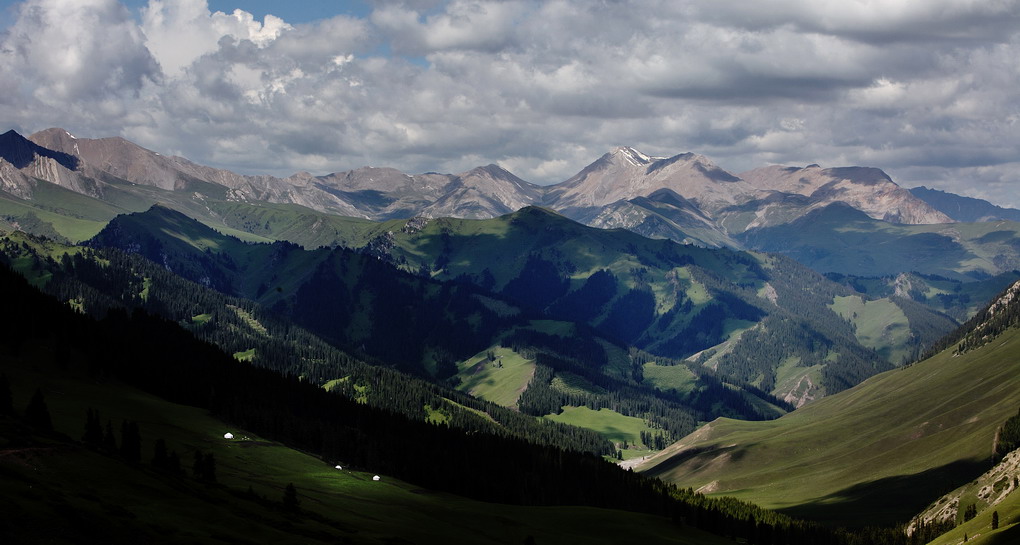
<box><xmin>65</xmin><ymin>131</ymin><xmax>76</xmax><ymax>139</ymax></box>
<box><xmin>614</xmin><ymin>147</ymin><xmax>662</xmax><ymax>167</ymax></box>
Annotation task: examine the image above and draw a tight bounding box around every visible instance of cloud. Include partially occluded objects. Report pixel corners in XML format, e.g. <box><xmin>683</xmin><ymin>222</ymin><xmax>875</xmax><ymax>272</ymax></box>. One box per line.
<box><xmin>1</xmin><ymin>0</ymin><xmax>158</xmax><ymax>103</ymax></box>
<box><xmin>0</xmin><ymin>0</ymin><xmax>1018</xmax><ymax>208</ymax></box>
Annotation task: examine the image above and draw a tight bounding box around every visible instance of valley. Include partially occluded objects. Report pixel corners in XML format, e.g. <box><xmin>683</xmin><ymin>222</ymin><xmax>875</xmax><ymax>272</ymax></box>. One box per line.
<box><xmin>2</xmin><ymin>127</ymin><xmax>1020</xmax><ymax>544</ymax></box>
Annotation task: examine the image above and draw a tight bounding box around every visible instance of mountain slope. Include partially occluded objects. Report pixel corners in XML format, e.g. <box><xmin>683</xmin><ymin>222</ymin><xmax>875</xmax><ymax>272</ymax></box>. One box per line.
<box><xmin>27</xmin><ymin>128</ymin><xmax>545</xmax><ymax>221</ymax></box>
<box><xmin>637</xmin><ymin>280</ymin><xmax>1020</xmax><ymax>527</ymax></box>
<box><xmin>546</xmin><ymin>147</ymin><xmax>759</xmax><ymax>217</ymax></box>
<box><xmin>0</xmin><ymin>260</ymin><xmax>745</xmax><ymax>545</ymax></box>
<box><xmin>911</xmin><ymin>186</ymin><xmax>1020</xmax><ymax>223</ymax></box>
<box><xmin>739</xmin><ymin>164</ymin><xmax>951</xmax><ymax>225</ymax></box>
<box><xmin>323</xmin><ymin>206</ymin><xmax>961</xmax><ymax>403</ymax></box>
<box><xmin>70</xmin><ymin>207</ymin><xmax>794</xmax><ymax>454</ymax></box>
<box><xmin>0</xmin><ymin>227</ymin><xmax>626</xmax><ymax>458</ymax></box>
<box><xmin>737</xmin><ymin>202</ymin><xmax>1020</xmax><ymax>279</ymax></box>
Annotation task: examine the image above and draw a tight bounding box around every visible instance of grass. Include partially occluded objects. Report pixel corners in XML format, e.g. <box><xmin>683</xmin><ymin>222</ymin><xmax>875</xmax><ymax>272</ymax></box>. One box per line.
<box><xmin>545</xmin><ymin>406</ymin><xmax>656</xmax><ymax>448</ymax></box>
<box><xmin>926</xmin><ymin>489</ymin><xmax>1020</xmax><ymax>545</ymax></box>
<box><xmin>551</xmin><ymin>372</ymin><xmax>606</xmax><ymax>396</ymax></box>
<box><xmin>1</xmin><ymin>340</ymin><xmax>731</xmax><ymax>545</ymax></box>
<box><xmin>454</xmin><ymin>346</ymin><xmax>536</xmax><ymax>408</ymax></box>
<box><xmin>424</xmin><ymin>404</ymin><xmax>451</xmax><ymax>425</ymax></box>
<box><xmin>641</xmin><ymin>362</ymin><xmax>697</xmax><ymax>394</ymax></box>
<box><xmin>639</xmin><ymin>325</ymin><xmax>1020</xmax><ymax>527</ymax></box>
<box><xmin>830</xmin><ymin>295</ymin><xmax>913</xmax><ymax>363</ymax></box>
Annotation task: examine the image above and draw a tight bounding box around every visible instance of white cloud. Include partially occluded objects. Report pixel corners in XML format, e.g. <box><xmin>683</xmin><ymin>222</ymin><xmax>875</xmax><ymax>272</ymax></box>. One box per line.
<box><xmin>0</xmin><ymin>0</ymin><xmax>1018</xmax><ymax>207</ymax></box>
<box><xmin>141</xmin><ymin>0</ymin><xmax>293</xmax><ymax>77</ymax></box>
<box><xmin>0</xmin><ymin>0</ymin><xmax>158</xmax><ymax>103</ymax></box>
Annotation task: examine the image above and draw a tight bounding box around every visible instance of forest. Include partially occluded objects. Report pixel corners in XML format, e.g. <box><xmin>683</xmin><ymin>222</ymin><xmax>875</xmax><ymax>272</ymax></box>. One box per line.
<box><xmin>0</xmin><ymin>260</ymin><xmax>914</xmax><ymax>544</ymax></box>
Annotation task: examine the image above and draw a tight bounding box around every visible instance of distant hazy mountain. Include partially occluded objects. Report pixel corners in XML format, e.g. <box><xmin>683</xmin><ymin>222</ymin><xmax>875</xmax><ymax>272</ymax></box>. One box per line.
<box><xmin>26</xmin><ymin>128</ymin><xmax>545</xmax><ymax>221</ymax></box>
<box><xmin>738</xmin><ymin>164</ymin><xmax>952</xmax><ymax>225</ymax></box>
<box><xmin>1</xmin><ymin>128</ymin><xmax>981</xmax><ymax>248</ymax></box>
<box><xmin>910</xmin><ymin>185</ymin><xmax>1020</xmax><ymax>222</ymax></box>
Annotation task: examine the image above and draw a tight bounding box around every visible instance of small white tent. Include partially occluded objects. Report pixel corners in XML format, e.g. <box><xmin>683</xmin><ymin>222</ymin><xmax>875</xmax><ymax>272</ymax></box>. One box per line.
<box><xmin>223</xmin><ymin>432</ymin><xmax>234</xmax><ymax>439</ymax></box>
<box><xmin>372</xmin><ymin>475</ymin><xmax>381</xmax><ymax>481</ymax></box>
<box><xmin>335</xmin><ymin>465</ymin><xmax>343</xmax><ymax>470</ymax></box>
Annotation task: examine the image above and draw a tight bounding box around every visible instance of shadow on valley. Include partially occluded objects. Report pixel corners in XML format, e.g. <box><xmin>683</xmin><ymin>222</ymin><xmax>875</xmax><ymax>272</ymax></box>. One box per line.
<box><xmin>641</xmin><ymin>443</ymin><xmax>752</xmax><ymax>478</ymax></box>
<box><xmin>778</xmin><ymin>459</ymin><xmax>989</xmax><ymax>528</ymax></box>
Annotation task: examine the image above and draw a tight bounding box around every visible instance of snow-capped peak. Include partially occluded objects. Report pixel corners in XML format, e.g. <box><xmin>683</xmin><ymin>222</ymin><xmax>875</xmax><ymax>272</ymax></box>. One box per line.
<box><xmin>613</xmin><ymin>146</ymin><xmax>660</xmax><ymax>166</ymax></box>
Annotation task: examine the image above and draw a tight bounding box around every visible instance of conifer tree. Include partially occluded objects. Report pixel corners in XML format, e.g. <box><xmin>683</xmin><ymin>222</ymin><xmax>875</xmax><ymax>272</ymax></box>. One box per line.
<box><xmin>83</xmin><ymin>408</ymin><xmax>103</xmax><ymax>446</ymax></box>
<box><xmin>282</xmin><ymin>482</ymin><xmax>300</xmax><ymax>512</ymax></box>
<box><xmin>167</xmin><ymin>450</ymin><xmax>182</xmax><ymax>476</ymax></box>
<box><xmin>152</xmin><ymin>438</ymin><xmax>169</xmax><ymax>469</ymax></box>
<box><xmin>24</xmin><ymin>388</ymin><xmax>53</xmax><ymax>431</ymax></box>
<box><xmin>192</xmin><ymin>450</ymin><xmax>206</xmax><ymax>480</ymax></box>
<box><xmin>192</xmin><ymin>451</ymin><xmax>217</xmax><ymax>482</ymax></box>
<box><xmin>204</xmin><ymin>452</ymin><xmax>217</xmax><ymax>483</ymax></box>
<box><xmin>103</xmin><ymin>419</ymin><xmax>118</xmax><ymax>451</ymax></box>
<box><xmin>992</xmin><ymin>510</ymin><xmax>999</xmax><ymax>530</ymax></box>
<box><xmin>0</xmin><ymin>373</ymin><xmax>13</xmax><ymax>416</ymax></box>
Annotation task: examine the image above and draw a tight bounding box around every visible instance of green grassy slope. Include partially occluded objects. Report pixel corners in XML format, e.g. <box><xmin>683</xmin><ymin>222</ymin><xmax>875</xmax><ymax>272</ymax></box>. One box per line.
<box><xmin>638</xmin><ymin>318</ymin><xmax>1020</xmax><ymax>527</ymax></box>
<box><xmin>925</xmin><ymin>491</ymin><xmax>1020</xmax><ymax>545</ymax></box>
<box><xmin>321</xmin><ymin>206</ymin><xmax>957</xmax><ymax>402</ymax></box>
<box><xmin>830</xmin><ymin>295</ymin><xmax>913</xmax><ymax>363</ymax></box>
<box><xmin>454</xmin><ymin>346</ymin><xmax>536</xmax><ymax>408</ymax></box>
<box><xmin>826</xmin><ymin>271</ymin><xmax>1020</xmax><ymax>324</ymax></box>
<box><xmin>1</xmin><ymin>345</ymin><xmax>728</xmax><ymax>545</ymax></box>
<box><xmin>0</xmin><ymin>229</ymin><xmax>621</xmax><ymax>457</ymax></box>
<box><xmin>79</xmin><ymin>207</ymin><xmax>794</xmax><ymax>445</ymax></box>
<box><xmin>11</xmin><ymin>193</ymin><xmax>967</xmax><ymax>404</ymax></box>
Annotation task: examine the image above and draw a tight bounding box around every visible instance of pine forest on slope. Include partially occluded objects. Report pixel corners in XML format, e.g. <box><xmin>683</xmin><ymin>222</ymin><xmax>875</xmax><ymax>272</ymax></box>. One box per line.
<box><xmin>84</xmin><ymin>205</ymin><xmax>959</xmax><ymax>407</ymax></box>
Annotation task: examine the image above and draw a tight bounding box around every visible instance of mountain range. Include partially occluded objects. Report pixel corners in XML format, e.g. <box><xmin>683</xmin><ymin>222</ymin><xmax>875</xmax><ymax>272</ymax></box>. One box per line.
<box><xmin>0</xmin><ymin>129</ymin><xmax>953</xmax><ymax>234</ymax></box>
<box><xmin>7</xmin><ymin>127</ymin><xmax>1020</xmax><ymax>281</ymax></box>
<box><xmin>4</xmin><ymin>125</ymin><xmax>1020</xmax><ymax>543</ymax></box>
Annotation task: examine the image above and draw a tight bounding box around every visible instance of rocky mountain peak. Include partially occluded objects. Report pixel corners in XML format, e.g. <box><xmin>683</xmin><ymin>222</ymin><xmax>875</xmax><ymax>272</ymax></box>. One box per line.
<box><xmin>0</xmin><ymin>129</ymin><xmax>79</xmax><ymax>171</ymax></box>
<box><xmin>609</xmin><ymin>146</ymin><xmax>660</xmax><ymax>167</ymax></box>
<box><xmin>739</xmin><ymin>163</ymin><xmax>953</xmax><ymax>225</ymax></box>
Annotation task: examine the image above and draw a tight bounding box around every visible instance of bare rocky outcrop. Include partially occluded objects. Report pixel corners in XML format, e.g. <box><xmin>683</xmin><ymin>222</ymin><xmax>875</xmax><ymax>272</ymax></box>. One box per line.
<box><xmin>907</xmin><ymin>449</ymin><xmax>1020</xmax><ymax>536</ymax></box>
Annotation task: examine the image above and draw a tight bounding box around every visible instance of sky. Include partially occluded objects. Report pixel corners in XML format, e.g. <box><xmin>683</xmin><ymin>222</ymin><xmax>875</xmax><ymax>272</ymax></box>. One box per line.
<box><xmin>1</xmin><ymin>0</ymin><xmax>1019</xmax><ymax>207</ymax></box>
